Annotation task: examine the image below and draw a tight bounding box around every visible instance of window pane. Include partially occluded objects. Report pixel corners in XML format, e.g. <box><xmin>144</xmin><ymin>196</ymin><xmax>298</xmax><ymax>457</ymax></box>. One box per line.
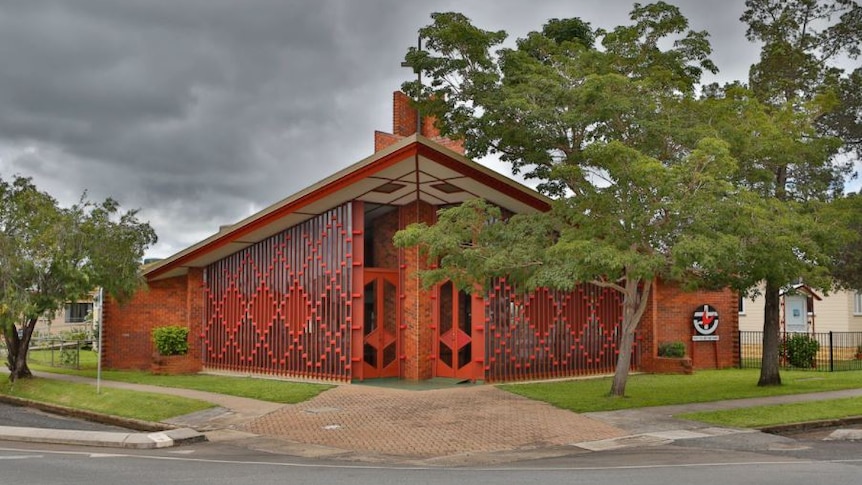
<box><xmin>65</xmin><ymin>303</ymin><xmax>93</xmax><ymax>323</ymax></box>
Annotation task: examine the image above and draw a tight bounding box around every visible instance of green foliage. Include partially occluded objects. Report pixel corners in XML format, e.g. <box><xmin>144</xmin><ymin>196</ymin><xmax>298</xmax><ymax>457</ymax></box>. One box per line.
<box><xmin>401</xmin><ymin>1</ymin><xmax>858</xmax><ymax>395</ymax></box>
<box><xmin>0</xmin><ymin>175</ymin><xmax>156</xmax><ymax>380</ymax></box>
<box><xmin>60</xmin><ymin>328</ymin><xmax>93</xmax><ymax>342</ymax></box>
<box><xmin>829</xmin><ymin>192</ymin><xmax>862</xmax><ymax>291</ymax></box>
<box><xmin>393</xmin><ymin>199</ymin><xmax>553</xmax><ymax>293</ymax></box>
<box><xmin>399</xmin><ymin>4</ymin><xmax>750</xmax><ymax>397</ymax></box>
<box><xmin>59</xmin><ymin>348</ymin><xmax>78</xmax><ymax>367</ymax></box>
<box><xmin>742</xmin><ymin>0</ymin><xmax>861</xmax><ymax>108</ymax></box>
<box><xmin>729</xmin><ymin>0</ymin><xmax>860</xmax><ymax>387</ymax></box>
<box><xmin>782</xmin><ymin>334</ymin><xmax>820</xmax><ymax>368</ymax></box>
<box><xmin>152</xmin><ymin>326</ymin><xmax>189</xmax><ymax>356</ymax></box>
<box><xmin>657</xmin><ymin>341</ymin><xmax>686</xmax><ymax>358</ymax></box>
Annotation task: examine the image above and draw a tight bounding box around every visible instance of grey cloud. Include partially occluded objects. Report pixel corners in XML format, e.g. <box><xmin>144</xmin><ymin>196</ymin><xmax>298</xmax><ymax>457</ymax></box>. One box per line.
<box><xmin>0</xmin><ymin>0</ymin><xmax>771</xmax><ymax>259</ymax></box>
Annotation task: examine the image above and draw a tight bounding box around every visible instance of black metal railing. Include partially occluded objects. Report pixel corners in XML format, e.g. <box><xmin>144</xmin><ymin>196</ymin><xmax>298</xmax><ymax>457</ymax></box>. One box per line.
<box><xmin>739</xmin><ymin>331</ymin><xmax>862</xmax><ymax>372</ymax></box>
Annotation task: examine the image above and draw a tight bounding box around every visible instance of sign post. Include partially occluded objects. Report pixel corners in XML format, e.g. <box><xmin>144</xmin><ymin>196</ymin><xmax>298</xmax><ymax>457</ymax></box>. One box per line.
<box><xmin>96</xmin><ymin>287</ymin><xmax>103</xmax><ymax>394</ymax></box>
<box><xmin>692</xmin><ymin>304</ymin><xmax>720</xmax><ymax>368</ymax></box>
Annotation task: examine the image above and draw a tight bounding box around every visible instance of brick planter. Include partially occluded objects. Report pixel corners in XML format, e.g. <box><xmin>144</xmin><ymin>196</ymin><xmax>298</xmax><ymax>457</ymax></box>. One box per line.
<box><xmin>151</xmin><ymin>353</ymin><xmax>201</xmax><ymax>375</ymax></box>
<box><xmin>649</xmin><ymin>356</ymin><xmax>693</xmax><ymax>375</ymax></box>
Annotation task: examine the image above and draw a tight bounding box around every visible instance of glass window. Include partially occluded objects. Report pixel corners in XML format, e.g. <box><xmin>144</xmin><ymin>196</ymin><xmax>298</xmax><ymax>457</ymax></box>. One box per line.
<box><xmin>65</xmin><ymin>302</ymin><xmax>93</xmax><ymax>323</ymax></box>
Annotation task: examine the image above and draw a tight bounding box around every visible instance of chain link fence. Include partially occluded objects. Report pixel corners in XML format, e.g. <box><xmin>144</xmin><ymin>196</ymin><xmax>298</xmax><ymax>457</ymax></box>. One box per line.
<box><xmin>0</xmin><ymin>336</ymin><xmax>96</xmax><ymax>370</ymax></box>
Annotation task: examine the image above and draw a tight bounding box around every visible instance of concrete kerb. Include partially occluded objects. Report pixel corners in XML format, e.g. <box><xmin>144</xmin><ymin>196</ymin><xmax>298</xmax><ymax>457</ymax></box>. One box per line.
<box><xmin>759</xmin><ymin>415</ymin><xmax>862</xmax><ymax>435</ymax></box>
<box><xmin>0</xmin><ymin>425</ymin><xmax>205</xmax><ymax>449</ymax></box>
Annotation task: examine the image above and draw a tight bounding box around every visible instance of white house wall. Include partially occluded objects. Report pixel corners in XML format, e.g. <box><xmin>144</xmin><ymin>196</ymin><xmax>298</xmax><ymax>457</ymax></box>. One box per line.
<box><xmin>739</xmin><ymin>287</ymin><xmax>862</xmax><ymax>333</ymax></box>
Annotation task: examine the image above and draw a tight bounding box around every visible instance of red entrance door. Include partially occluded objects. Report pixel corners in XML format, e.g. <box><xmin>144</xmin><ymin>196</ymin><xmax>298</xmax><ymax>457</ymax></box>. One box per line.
<box><xmin>436</xmin><ymin>281</ymin><xmax>480</xmax><ymax>380</ymax></box>
<box><xmin>362</xmin><ymin>270</ymin><xmax>400</xmax><ymax>378</ymax></box>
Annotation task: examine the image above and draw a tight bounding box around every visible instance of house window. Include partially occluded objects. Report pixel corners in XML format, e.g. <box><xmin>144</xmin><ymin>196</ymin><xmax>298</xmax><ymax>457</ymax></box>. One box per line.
<box><xmin>738</xmin><ymin>295</ymin><xmax>745</xmax><ymax>314</ymax></box>
<box><xmin>65</xmin><ymin>303</ymin><xmax>93</xmax><ymax>323</ymax></box>
<box><xmin>854</xmin><ymin>291</ymin><xmax>862</xmax><ymax>316</ymax></box>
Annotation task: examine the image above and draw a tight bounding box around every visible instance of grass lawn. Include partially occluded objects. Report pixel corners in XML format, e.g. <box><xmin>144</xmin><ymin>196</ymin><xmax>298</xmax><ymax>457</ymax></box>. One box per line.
<box><xmin>24</xmin><ymin>352</ymin><xmax>862</xmax><ymax>428</ymax></box>
<box><xmin>0</xmin><ymin>377</ymin><xmax>214</xmax><ymax>422</ymax></box>
<box><xmin>499</xmin><ymin>369</ymin><xmax>862</xmax><ymax>413</ymax></box>
<box><xmin>678</xmin><ymin>397</ymin><xmax>862</xmax><ymax>428</ymax></box>
<box><xmin>28</xmin><ymin>350</ymin><xmax>332</xmax><ymax>404</ymax></box>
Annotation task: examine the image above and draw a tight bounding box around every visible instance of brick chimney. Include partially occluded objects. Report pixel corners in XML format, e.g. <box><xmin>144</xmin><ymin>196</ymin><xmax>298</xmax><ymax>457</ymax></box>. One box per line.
<box><xmin>374</xmin><ymin>91</ymin><xmax>465</xmax><ymax>154</ymax></box>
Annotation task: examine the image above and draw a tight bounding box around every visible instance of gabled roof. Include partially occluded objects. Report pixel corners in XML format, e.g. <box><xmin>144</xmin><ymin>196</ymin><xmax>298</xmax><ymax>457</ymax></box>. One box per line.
<box><xmin>145</xmin><ymin>135</ymin><xmax>551</xmax><ymax>281</ymax></box>
<box><xmin>780</xmin><ymin>283</ymin><xmax>823</xmax><ymax>301</ymax></box>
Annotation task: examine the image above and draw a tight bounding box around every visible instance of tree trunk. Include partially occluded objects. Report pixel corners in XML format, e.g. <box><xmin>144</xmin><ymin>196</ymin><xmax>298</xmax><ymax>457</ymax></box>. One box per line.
<box><xmin>610</xmin><ymin>324</ymin><xmax>636</xmax><ymax>396</ymax></box>
<box><xmin>758</xmin><ymin>280</ymin><xmax>782</xmax><ymax>386</ymax></box>
<box><xmin>5</xmin><ymin>318</ymin><xmax>36</xmax><ymax>382</ymax></box>
<box><xmin>609</xmin><ymin>276</ymin><xmax>652</xmax><ymax>397</ymax></box>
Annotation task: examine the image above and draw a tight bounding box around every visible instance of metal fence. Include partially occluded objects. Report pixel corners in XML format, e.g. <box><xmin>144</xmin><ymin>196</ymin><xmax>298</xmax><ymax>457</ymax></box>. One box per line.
<box><xmin>739</xmin><ymin>331</ymin><xmax>862</xmax><ymax>372</ymax></box>
<box><xmin>25</xmin><ymin>337</ymin><xmax>96</xmax><ymax>370</ymax></box>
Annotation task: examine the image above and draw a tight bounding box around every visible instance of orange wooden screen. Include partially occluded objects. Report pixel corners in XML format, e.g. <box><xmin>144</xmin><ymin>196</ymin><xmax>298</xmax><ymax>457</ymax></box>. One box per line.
<box><xmin>483</xmin><ymin>279</ymin><xmax>637</xmax><ymax>382</ymax></box>
<box><xmin>202</xmin><ymin>204</ymin><xmax>354</xmax><ymax>381</ymax></box>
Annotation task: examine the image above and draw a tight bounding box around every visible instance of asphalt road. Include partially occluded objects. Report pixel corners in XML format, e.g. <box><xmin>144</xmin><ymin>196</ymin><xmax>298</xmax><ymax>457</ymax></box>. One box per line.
<box><xmin>1</xmin><ymin>439</ymin><xmax>861</xmax><ymax>485</ymax></box>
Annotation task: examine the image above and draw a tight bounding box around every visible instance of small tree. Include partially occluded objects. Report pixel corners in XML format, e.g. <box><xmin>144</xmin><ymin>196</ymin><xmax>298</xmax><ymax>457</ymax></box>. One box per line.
<box><xmin>0</xmin><ymin>175</ymin><xmax>157</xmax><ymax>381</ymax></box>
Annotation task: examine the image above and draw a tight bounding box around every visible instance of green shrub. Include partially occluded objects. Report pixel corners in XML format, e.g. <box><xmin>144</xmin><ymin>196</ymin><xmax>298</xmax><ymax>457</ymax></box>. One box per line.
<box><xmin>59</xmin><ymin>348</ymin><xmax>78</xmax><ymax>367</ymax></box>
<box><xmin>782</xmin><ymin>333</ymin><xmax>819</xmax><ymax>368</ymax></box>
<box><xmin>658</xmin><ymin>341</ymin><xmax>686</xmax><ymax>358</ymax></box>
<box><xmin>152</xmin><ymin>326</ymin><xmax>189</xmax><ymax>356</ymax></box>
<box><xmin>60</xmin><ymin>328</ymin><xmax>92</xmax><ymax>342</ymax></box>
<box><xmin>56</xmin><ymin>328</ymin><xmax>93</xmax><ymax>350</ymax></box>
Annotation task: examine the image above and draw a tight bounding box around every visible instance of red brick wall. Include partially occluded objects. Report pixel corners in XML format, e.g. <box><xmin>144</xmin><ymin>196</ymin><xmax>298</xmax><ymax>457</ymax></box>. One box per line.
<box><xmin>393</xmin><ymin>91</ymin><xmax>419</xmax><ymax>137</ymax></box>
<box><xmin>186</xmin><ymin>267</ymin><xmax>204</xmax><ymax>366</ymax></box>
<box><xmin>369</xmin><ymin>208</ymin><xmax>400</xmax><ymax>269</ymax></box>
<box><xmin>374</xmin><ymin>131</ymin><xmax>402</xmax><ymax>152</ymax></box>
<box><xmin>103</xmin><ymin>274</ymin><xmax>201</xmax><ymax>371</ymax></box>
<box><xmin>640</xmin><ymin>280</ymin><xmax>738</xmax><ymax>371</ymax></box>
<box><xmin>400</xmin><ymin>200</ymin><xmax>437</xmax><ymax>380</ymax></box>
<box><xmin>375</xmin><ymin>92</ymin><xmax>465</xmax><ymax>155</ymax></box>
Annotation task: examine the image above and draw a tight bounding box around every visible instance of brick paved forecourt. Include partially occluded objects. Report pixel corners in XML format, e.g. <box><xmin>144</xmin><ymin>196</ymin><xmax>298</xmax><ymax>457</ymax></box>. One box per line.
<box><xmin>240</xmin><ymin>385</ymin><xmax>625</xmax><ymax>458</ymax></box>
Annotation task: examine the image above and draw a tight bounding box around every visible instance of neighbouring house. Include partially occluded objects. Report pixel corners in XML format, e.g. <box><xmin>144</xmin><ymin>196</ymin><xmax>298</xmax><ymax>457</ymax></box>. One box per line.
<box><xmin>101</xmin><ymin>91</ymin><xmax>739</xmax><ymax>382</ymax></box>
<box><xmin>35</xmin><ymin>294</ymin><xmax>98</xmax><ymax>338</ymax></box>
<box><xmin>739</xmin><ymin>284</ymin><xmax>862</xmax><ymax>334</ymax></box>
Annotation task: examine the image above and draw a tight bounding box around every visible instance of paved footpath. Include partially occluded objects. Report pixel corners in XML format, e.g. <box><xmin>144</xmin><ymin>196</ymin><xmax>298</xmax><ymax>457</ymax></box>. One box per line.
<box><xmin>5</xmin><ymin>372</ymin><xmax>862</xmax><ymax>463</ymax></box>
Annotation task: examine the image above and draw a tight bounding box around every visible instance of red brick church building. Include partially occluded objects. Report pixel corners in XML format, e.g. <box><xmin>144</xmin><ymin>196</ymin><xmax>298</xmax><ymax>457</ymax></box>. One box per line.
<box><xmin>102</xmin><ymin>92</ymin><xmax>739</xmax><ymax>382</ymax></box>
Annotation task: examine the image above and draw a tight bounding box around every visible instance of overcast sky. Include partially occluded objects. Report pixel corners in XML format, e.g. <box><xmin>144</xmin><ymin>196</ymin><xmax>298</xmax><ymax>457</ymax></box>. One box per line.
<box><xmin>0</xmin><ymin>0</ymin><xmax>857</xmax><ymax>259</ymax></box>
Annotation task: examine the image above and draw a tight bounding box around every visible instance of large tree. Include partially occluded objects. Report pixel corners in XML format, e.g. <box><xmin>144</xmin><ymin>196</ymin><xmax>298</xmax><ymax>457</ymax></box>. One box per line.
<box><xmin>0</xmin><ymin>175</ymin><xmax>157</xmax><ymax>381</ymax></box>
<box><xmin>396</xmin><ymin>3</ymin><xmax>747</xmax><ymax>396</ymax></box>
<box><xmin>829</xmin><ymin>191</ymin><xmax>862</xmax><ymax>291</ymax></box>
<box><xmin>695</xmin><ymin>80</ymin><xmax>845</xmax><ymax>386</ymax></box>
<box><xmin>738</xmin><ymin>0</ymin><xmax>861</xmax><ymax>386</ymax></box>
